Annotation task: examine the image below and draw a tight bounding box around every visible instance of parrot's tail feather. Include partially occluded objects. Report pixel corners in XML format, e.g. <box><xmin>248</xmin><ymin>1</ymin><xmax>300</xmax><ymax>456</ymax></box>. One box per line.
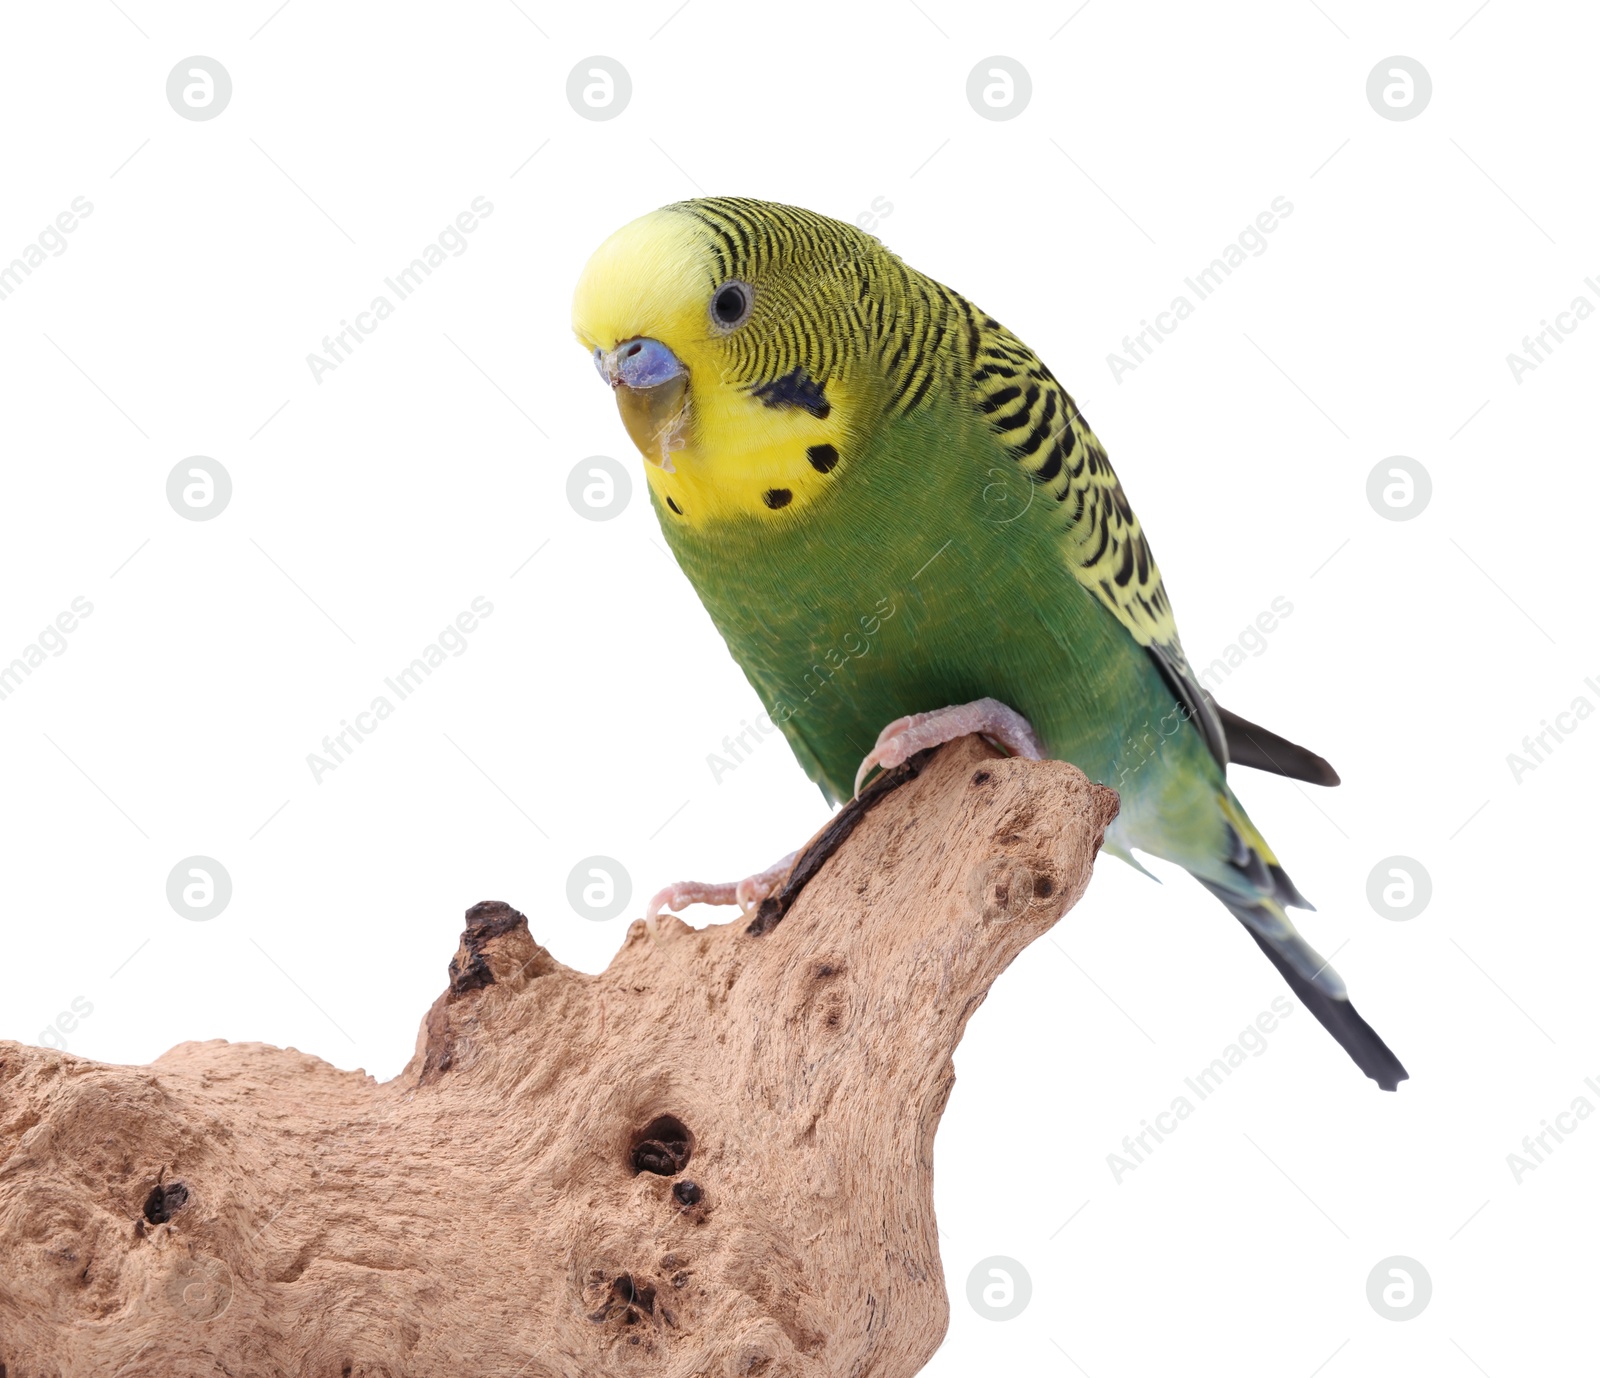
<box><xmin>1197</xmin><ymin>880</ymin><xmax>1344</xmax><ymax>997</ymax></box>
<box><xmin>1268</xmin><ymin>861</ymin><xmax>1314</xmax><ymax>912</ymax></box>
<box><xmin>1242</xmin><ymin>922</ymin><xmax>1410</xmax><ymax>1092</ymax></box>
<box><xmin>1197</xmin><ymin>879</ymin><xmax>1409</xmax><ymax>1092</ymax></box>
<box><xmin>1216</xmin><ymin>705</ymin><xmax>1341</xmax><ymax>787</ymax></box>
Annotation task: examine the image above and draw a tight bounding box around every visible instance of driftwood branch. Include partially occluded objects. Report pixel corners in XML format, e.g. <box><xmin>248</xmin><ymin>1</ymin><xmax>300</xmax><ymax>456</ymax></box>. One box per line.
<box><xmin>0</xmin><ymin>737</ymin><xmax>1117</xmax><ymax>1377</ymax></box>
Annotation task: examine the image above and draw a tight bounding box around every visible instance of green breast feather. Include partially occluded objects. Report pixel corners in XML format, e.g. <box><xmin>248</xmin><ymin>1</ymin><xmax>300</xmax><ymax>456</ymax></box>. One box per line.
<box><xmin>658</xmin><ymin>285</ymin><xmax>1223</xmax><ymax>870</ymax></box>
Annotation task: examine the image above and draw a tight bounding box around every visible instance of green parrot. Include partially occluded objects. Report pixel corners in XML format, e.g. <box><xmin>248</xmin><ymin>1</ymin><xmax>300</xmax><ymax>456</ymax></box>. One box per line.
<box><xmin>573</xmin><ymin>197</ymin><xmax>1406</xmax><ymax>1091</ymax></box>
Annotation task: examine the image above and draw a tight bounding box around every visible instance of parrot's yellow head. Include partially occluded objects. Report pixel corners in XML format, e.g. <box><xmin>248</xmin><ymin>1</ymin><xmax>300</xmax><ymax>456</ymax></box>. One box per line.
<box><xmin>572</xmin><ymin>198</ymin><xmax>894</xmax><ymax>527</ymax></box>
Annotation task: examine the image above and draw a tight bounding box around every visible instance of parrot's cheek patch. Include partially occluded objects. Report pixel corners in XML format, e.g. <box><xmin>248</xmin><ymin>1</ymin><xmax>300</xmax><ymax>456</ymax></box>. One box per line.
<box><xmin>615</xmin><ymin>373</ymin><xmax>691</xmax><ymax>472</ymax></box>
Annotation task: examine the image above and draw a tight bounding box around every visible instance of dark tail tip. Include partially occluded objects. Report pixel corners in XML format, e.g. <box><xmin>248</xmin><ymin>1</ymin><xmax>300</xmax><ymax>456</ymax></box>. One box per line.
<box><xmin>1217</xmin><ymin>706</ymin><xmax>1342</xmax><ymax>787</ymax></box>
<box><xmin>1244</xmin><ymin>927</ymin><xmax>1409</xmax><ymax>1091</ymax></box>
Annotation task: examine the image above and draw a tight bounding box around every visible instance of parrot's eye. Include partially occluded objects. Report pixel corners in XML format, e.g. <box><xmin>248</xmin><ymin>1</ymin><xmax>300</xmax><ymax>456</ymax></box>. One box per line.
<box><xmin>710</xmin><ymin>281</ymin><xmax>753</xmax><ymax>330</ymax></box>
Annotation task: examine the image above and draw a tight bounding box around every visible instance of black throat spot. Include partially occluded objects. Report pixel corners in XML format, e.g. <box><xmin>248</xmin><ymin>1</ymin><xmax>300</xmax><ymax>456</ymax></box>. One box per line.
<box><xmin>807</xmin><ymin>443</ymin><xmax>839</xmax><ymax>474</ymax></box>
<box><xmin>750</xmin><ymin>368</ymin><xmax>830</xmax><ymax>419</ymax></box>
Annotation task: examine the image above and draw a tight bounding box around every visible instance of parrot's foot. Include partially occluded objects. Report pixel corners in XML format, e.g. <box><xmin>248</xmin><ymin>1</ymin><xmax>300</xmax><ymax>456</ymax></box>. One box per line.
<box><xmin>854</xmin><ymin>697</ymin><xmax>1045</xmax><ymax>796</ymax></box>
<box><xmin>645</xmin><ymin>850</ymin><xmax>799</xmax><ymax>930</ymax></box>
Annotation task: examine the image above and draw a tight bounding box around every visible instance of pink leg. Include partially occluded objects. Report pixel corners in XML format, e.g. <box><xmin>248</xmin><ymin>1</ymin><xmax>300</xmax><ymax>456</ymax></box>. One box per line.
<box><xmin>853</xmin><ymin>697</ymin><xmax>1044</xmax><ymax>796</ymax></box>
<box><xmin>645</xmin><ymin>850</ymin><xmax>799</xmax><ymax>928</ymax></box>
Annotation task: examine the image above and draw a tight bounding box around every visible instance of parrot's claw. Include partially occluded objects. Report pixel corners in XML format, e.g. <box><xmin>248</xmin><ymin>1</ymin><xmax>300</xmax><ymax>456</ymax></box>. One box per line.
<box><xmin>644</xmin><ymin>850</ymin><xmax>799</xmax><ymax>932</ymax></box>
<box><xmin>644</xmin><ymin>879</ymin><xmax>740</xmax><ymax>929</ymax></box>
<box><xmin>853</xmin><ymin>697</ymin><xmax>1045</xmax><ymax>796</ymax></box>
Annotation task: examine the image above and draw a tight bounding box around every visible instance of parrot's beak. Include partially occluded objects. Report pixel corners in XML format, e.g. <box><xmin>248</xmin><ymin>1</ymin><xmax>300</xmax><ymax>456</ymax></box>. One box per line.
<box><xmin>594</xmin><ymin>337</ymin><xmax>689</xmax><ymax>472</ymax></box>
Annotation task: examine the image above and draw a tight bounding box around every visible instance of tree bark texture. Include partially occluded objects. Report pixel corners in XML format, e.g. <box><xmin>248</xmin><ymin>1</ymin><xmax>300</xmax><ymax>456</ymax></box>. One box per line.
<box><xmin>0</xmin><ymin>737</ymin><xmax>1118</xmax><ymax>1377</ymax></box>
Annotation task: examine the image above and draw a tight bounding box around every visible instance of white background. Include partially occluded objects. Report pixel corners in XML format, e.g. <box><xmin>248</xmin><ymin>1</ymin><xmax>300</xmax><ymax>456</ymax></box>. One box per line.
<box><xmin>2</xmin><ymin>1</ymin><xmax>1596</xmax><ymax>1371</ymax></box>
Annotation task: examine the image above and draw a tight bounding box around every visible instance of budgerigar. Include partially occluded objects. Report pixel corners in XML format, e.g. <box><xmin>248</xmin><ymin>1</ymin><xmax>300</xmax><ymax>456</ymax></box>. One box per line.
<box><xmin>572</xmin><ymin>198</ymin><xmax>1406</xmax><ymax>1090</ymax></box>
